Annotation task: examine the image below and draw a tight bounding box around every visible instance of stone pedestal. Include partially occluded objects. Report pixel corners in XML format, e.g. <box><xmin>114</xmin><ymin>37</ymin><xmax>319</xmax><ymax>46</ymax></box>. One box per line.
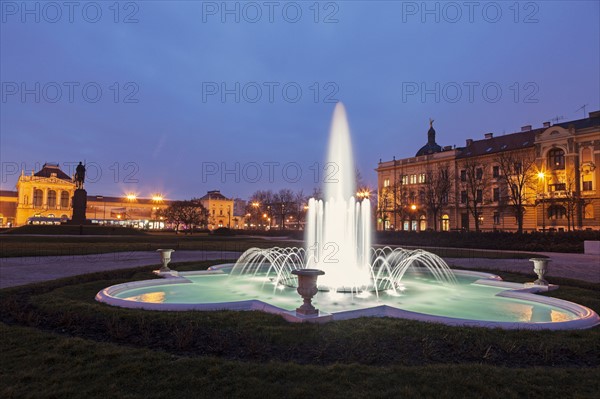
<box><xmin>292</xmin><ymin>269</ymin><xmax>325</xmax><ymax>316</ymax></box>
<box><xmin>71</xmin><ymin>189</ymin><xmax>87</xmax><ymax>224</ymax></box>
<box><xmin>529</xmin><ymin>258</ymin><xmax>550</xmax><ymax>286</ymax></box>
<box><xmin>156</xmin><ymin>249</ymin><xmax>175</xmax><ymax>273</ymax></box>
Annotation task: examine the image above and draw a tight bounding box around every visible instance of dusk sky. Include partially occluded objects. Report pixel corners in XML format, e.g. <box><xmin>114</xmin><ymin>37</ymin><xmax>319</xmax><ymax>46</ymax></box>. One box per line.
<box><xmin>1</xmin><ymin>1</ymin><xmax>599</xmax><ymax>200</ymax></box>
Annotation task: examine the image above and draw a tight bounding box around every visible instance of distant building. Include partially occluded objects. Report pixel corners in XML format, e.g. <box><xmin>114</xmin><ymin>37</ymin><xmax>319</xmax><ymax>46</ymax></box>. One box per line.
<box><xmin>0</xmin><ymin>163</ymin><xmax>169</xmax><ymax>228</ymax></box>
<box><xmin>199</xmin><ymin>190</ymin><xmax>234</xmax><ymax>229</ymax></box>
<box><xmin>376</xmin><ymin>111</ymin><xmax>600</xmax><ymax>232</ymax></box>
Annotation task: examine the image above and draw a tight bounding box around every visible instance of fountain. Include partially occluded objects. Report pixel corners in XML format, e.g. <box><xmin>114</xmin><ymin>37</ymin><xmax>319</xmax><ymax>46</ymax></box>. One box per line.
<box><xmin>96</xmin><ymin>104</ymin><xmax>600</xmax><ymax>330</ymax></box>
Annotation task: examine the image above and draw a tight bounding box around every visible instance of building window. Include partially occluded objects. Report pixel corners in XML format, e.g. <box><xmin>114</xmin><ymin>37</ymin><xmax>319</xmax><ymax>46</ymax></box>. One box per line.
<box><xmin>476</xmin><ymin>190</ymin><xmax>483</xmax><ymax>203</ymax></box>
<box><xmin>403</xmin><ymin>220</ymin><xmax>409</xmax><ymax>231</ymax></box>
<box><xmin>460</xmin><ymin>191</ymin><xmax>467</xmax><ymax>204</ymax></box>
<box><xmin>460</xmin><ymin>170</ymin><xmax>466</xmax><ymax>181</ymax></box>
<box><xmin>476</xmin><ymin>168</ymin><xmax>483</xmax><ymax>180</ymax></box>
<box><xmin>548</xmin><ymin>148</ymin><xmax>565</xmax><ymax>170</ymax></box>
<box><xmin>492</xmin><ymin>166</ymin><xmax>499</xmax><ymax>178</ymax></box>
<box><xmin>411</xmin><ymin>220</ymin><xmax>418</xmax><ymax>231</ymax></box>
<box><xmin>441</xmin><ymin>192</ymin><xmax>448</xmax><ymax>204</ymax></box>
<box><xmin>60</xmin><ymin>191</ymin><xmax>69</xmax><ymax>208</ymax></box>
<box><xmin>419</xmin><ymin>215</ymin><xmax>427</xmax><ymax>231</ymax></box>
<box><xmin>441</xmin><ymin>214</ymin><xmax>449</xmax><ymax>231</ymax></box>
<box><xmin>548</xmin><ymin>205</ymin><xmax>566</xmax><ymax>220</ymax></box>
<box><xmin>581</xmin><ymin>147</ymin><xmax>592</xmax><ymax>163</ymax></box>
<box><xmin>584</xmin><ymin>204</ymin><xmax>594</xmax><ymax>219</ymax></box>
<box><xmin>410</xmin><ymin>174</ymin><xmax>417</xmax><ymax>184</ymax></box>
<box><xmin>549</xmin><ymin>183</ymin><xmax>566</xmax><ymax>192</ymax></box>
<box><xmin>514</xmin><ymin>162</ymin><xmax>522</xmax><ymax>174</ymax></box>
<box><xmin>493</xmin><ymin>188</ymin><xmax>500</xmax><ymax>202</ymax></box>
<box><xmin>47</xmin><ymin>190</ymin><xmax>56</xmax><ymax>207</ymax></box>
<box><xmin>418</xmin><ymin>173</ymin><xmax>426</xmax><ymax>183</ymax></box>
<box><xmin>33</xmin><ymin>189</ymin><xmax>43</xmax><ymax>207</ymax></box>
<box><xmin>401</xmin><ymin>175</ymin><xmax>408</xmax><ymax>185</ymax></box>
<box><xmin>493</xmin><ymin>212</ymin><xmax>500</xmax><ymax>225</ymax></box>
<box><xmin>582</xmin><ymin>181</ymin><xmax>593</xmax><ymax>191</ymax></box>
<box><xmin>383</xmin><ymin>179</ymin><xmax>390</xmax><ymax>187</ymax></box>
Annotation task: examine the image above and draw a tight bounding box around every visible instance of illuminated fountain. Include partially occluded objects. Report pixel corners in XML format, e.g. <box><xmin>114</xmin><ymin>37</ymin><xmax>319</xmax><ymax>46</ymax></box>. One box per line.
<box><xmin>230</xmin><ymin>103</ymin><xmax>456</xmax><ymax>295</ymax></box>
<box><xmin>96</xmin><ymin>104</ymin><xmax>600</xmax><ymax>330</ymax></box>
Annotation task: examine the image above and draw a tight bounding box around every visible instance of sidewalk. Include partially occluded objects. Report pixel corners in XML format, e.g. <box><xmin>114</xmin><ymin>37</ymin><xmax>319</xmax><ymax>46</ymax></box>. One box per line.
<box><xmin>0</xmin><ymin>249</ymin><xmax>597</xmax><ymax>289</ymax></box>
<box><xmin>445</xmin><ymin>252</ymin><xmax>600</xmax><ymax>283</ymax></box>
<box><xmin>0</xmin><ymin>250</ymin><xmax>241</xmax><ymax>289</ymax></box>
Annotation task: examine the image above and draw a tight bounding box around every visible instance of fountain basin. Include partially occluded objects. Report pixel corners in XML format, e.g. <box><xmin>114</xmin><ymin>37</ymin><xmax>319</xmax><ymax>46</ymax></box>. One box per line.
<box><xmin>95</xmin><ymin>265</ymin><xmax>600</xmax><ymax>330</ymax></box>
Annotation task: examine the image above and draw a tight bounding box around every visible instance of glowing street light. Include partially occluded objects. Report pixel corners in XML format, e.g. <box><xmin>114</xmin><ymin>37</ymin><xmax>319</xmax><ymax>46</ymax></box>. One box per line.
<box><xmin>126</xmin><ymin>193</ymin><xmax>137</xmax><ymax>201</ymax></box>
<box><xmin>152</xmin><ymin>194</ymin><xmax>164</xmax><ymax>202</ymax></box>
<box><xmin>356</xmin><ymin>190</ymin><xmax>371</xmax><ymax>199</ymax></box>
<box><xmin>410</xmin><ymin>204</ymin><xmax>417</xmax><ymax>211</ymax></box>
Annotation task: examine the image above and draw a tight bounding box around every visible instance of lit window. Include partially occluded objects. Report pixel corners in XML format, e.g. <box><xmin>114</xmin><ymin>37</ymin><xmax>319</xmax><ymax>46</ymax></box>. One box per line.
<box><xmin>584</xmin><ymin>204</ymin><xmax>594</xmax><ymax>219</ymax></box>
<box><xmin>548</xmin><ymin>148</ymin><xmax>565</xmax><ymax>170</ymax></box>
<box><xmin>383</xmin><ymin>179</ymin><xmax>390</xmax><ymax>187</ymax></box>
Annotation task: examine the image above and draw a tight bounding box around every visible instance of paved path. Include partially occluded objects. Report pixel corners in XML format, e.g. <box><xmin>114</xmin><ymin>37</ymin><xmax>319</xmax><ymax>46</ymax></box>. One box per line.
<box><xmin>446</xmin><ymin>251</ymin><xmax>600</xmax><ymax>283</ymax></box>
<box><xmin>0</xmin><ymin>250</ymin><xmax>241</xmax><ymax>289</ymax></box>
<box><xmin>0</xmin><ymin>249</ymin><xmax>598</xmax><ymax>289</ymax></box>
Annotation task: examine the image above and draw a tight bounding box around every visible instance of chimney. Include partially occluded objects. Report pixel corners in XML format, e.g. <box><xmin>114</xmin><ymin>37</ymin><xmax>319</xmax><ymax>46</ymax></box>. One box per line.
<box><xmin>543</xmin><ymin>122</ymin><xmax>551</xmax><ymax>128</ymax></box>
<box><xmin>521</xmin><ymin>125</ymin><xmax>532</xmax><ymax>132</ymax></box>
<box><xmin>466</xmin><ymin>139</ymin><xmax>473</xmax><ymax>146</ymax></box>
<box><xmin>484</xmin><ymin>133</ymin><xmax>493</xmax><ymax>139</ymax></box>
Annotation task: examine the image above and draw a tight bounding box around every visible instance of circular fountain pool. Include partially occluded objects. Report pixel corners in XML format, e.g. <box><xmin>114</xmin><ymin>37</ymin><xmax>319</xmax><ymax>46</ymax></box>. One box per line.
<box><xmin>96</xmin><ymin>262</ymin><xmax>600</xmax><ymax>330</ymax></box>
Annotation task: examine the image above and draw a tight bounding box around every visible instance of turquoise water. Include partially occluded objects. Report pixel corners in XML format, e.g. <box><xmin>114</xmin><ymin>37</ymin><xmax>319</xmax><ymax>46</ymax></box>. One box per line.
<box><xmin>115</xmin><ymin>273</ymin><xmax>576</xmax><ymax>323</ymax></box>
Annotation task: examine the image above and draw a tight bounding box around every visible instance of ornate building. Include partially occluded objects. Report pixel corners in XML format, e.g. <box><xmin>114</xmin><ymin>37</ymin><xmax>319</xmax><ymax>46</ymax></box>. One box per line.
<box><xmin>0</xmin><ymin>163</ymin><xmax>169</xmax><ymax>227</ymax></box>
<box><xmin>376</xmin><ymin>111</ymin><xmax>600</xmax><ymax>232</ymax></box>
<box><xmin>199</xmin><ymin>190</ymin><xmax>234</xmax><ymax>229</ymax></box>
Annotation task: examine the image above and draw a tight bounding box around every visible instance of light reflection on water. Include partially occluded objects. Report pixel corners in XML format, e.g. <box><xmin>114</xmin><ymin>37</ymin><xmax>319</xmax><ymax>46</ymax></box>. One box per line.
<box><xmin>115</xmin><ymin>274</ymin><xmax>576</xmax><ymax>323</ymax></box>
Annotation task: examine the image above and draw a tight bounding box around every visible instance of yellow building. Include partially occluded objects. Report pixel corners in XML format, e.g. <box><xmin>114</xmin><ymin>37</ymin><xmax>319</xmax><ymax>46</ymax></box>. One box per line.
<box><xmin>376</xmin><ymin>111</ymin><xmax>600</xmax><ymax>232</ymax></box>
<box><xmin>0</xmin><ymin>163</ymin><xmax>169</xmax><ymax>227</ymax></box>
<box><xmin>199</xmin><ymin>190</ymin><xmax>234</xmax><ymax>230</ymax></box>
<box><xmin>13</xmin><ymin>163</ymin><xmax>76</xmax><ymax>226</ymax></box>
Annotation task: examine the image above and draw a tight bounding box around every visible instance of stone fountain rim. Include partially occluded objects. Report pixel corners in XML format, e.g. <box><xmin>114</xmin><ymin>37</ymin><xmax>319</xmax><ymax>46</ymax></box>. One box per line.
<box><xmin>95</xmin><ymin>265</ymin><xmax>600</xmax><ymax>330</ymax></box>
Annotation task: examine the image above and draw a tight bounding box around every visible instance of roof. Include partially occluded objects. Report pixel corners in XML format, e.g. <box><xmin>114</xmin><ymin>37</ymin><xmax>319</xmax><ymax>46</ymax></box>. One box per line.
<box><xmin>199</xmin><ymin>190</ymin><xmax>230</xmax><ymax>201</ymax></box>
<box><xmin>456</xmin><ymin>130</ymin><xmax>537</xmax><ymax>159</ymax></box>
<box><xmin>33</xmin><ymin>163</ymin><xmax>72</xmax><ymax>181</ymax></box>
<box><xmin>553</xmin><ymin>112</ymin><xmax>600</xmax><ymax>131</ymax></box>
<box><xmin>0</xmin><ymin>190</ymin><xmax>18</xmax><ymax>197</ymax></box>
<box><xmin>86</xmin><ymin>195</ymin><xmax>171</xmax><ymax>205</ymax></box>
<box><xmin>415</xmin><ymin>142</ymin><xmax>442</xmax><ymax>156</ymax></box>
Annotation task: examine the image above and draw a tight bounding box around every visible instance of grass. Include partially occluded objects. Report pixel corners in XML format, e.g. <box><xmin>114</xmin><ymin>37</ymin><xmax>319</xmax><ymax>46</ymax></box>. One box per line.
<box><xmin>0</xmin><ymin>234</ymin><xmax>545</xmax><ymax>259</ymax></box>
<box><xmin>1</xmin><ymin>261</ymin><xmax>599</xmax><ymax>398</ymax></box>
<box><xmin>2</xmin><ymin>323</ymin><xmax>598</xmax><ymax>399</ymax></box>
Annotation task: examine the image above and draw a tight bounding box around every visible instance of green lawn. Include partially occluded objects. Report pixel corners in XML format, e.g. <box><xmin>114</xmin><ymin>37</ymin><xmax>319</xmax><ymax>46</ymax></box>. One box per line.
<box><xmin>0</xmin><ymin>234</ymin><xmax>544</xmax><ymax>259</ymax></box>
<box><xmin>1</xmin><ymin>261</ymin><xmax>598</xmax><ymax>398</ymax></box>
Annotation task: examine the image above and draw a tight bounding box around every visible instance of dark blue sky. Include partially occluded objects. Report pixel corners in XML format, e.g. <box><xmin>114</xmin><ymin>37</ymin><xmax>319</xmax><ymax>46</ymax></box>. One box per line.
<box><xmin>2</xmin><ymin>1</ymin><xmax>599</xmax><ymax>200</ymax></box>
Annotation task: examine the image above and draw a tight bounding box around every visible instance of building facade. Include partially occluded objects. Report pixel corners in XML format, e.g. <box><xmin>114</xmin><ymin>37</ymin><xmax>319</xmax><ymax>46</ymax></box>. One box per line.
<box><xmin>375</xmin><ymin>111</ymin><xmax>600</xmax><ymax>232</ymax></box>
<box><xmin>0</xmin><ymin>163</ymin><xmax>169</xmax><ymax>228</ymax></box>
<box><xmin>199</xmin><ymin>190</ymin><xmax>235</xmax><ymax>230</ymax></box>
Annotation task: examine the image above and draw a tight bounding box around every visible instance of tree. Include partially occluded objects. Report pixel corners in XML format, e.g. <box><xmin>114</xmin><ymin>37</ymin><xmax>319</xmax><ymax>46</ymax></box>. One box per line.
<box><xmin>247</xmin><ymin>190</ymin><xmax>274</xmax><ymax>229</ymax></box>
<box><xmin>157</xmin><ymin>200</ymin><xmax>208</xmax><ymax>233</ymax></box>
<box><xmin>495</xmin><ymin>150</ymin><xmax>537</xmax><ymax>233</ymax></box>
<box><xmin>459</xmin><ymin>158</ymin><xmax>491</xmax><ymax>232</ymax></box>
<box><xmin>273</xmin><ymin>189</ymin><xmax>295</xmax><ymax>230</ymax></box>
<box><xmin>423</xmin><ymin>163</ymin><xmax>453</xmax><ymax>231</ymax></box>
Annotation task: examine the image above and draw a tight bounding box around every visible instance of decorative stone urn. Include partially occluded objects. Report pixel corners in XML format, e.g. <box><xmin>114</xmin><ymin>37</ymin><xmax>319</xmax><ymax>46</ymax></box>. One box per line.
<box><xmin>529</xmin><ymin>258</ymin><xmax>550</xmax><ymax>286</ymax></box>
<box><xmin>156</xmin><ymin>249</ymin><xmax>175</xmax><ymax>273</ymax></box>
<box><xmin>292</xmin><ymin>269</ymin><xmax>325</xmax><ymax>316</ymax></box>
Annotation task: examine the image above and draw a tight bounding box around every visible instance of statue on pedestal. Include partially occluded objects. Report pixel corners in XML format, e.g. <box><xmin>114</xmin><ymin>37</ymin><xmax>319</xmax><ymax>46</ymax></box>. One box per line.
<box><xmin>74</xmin><ymin>162</ymin><xmax>86</xmax><ymax>189</ymax></box>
